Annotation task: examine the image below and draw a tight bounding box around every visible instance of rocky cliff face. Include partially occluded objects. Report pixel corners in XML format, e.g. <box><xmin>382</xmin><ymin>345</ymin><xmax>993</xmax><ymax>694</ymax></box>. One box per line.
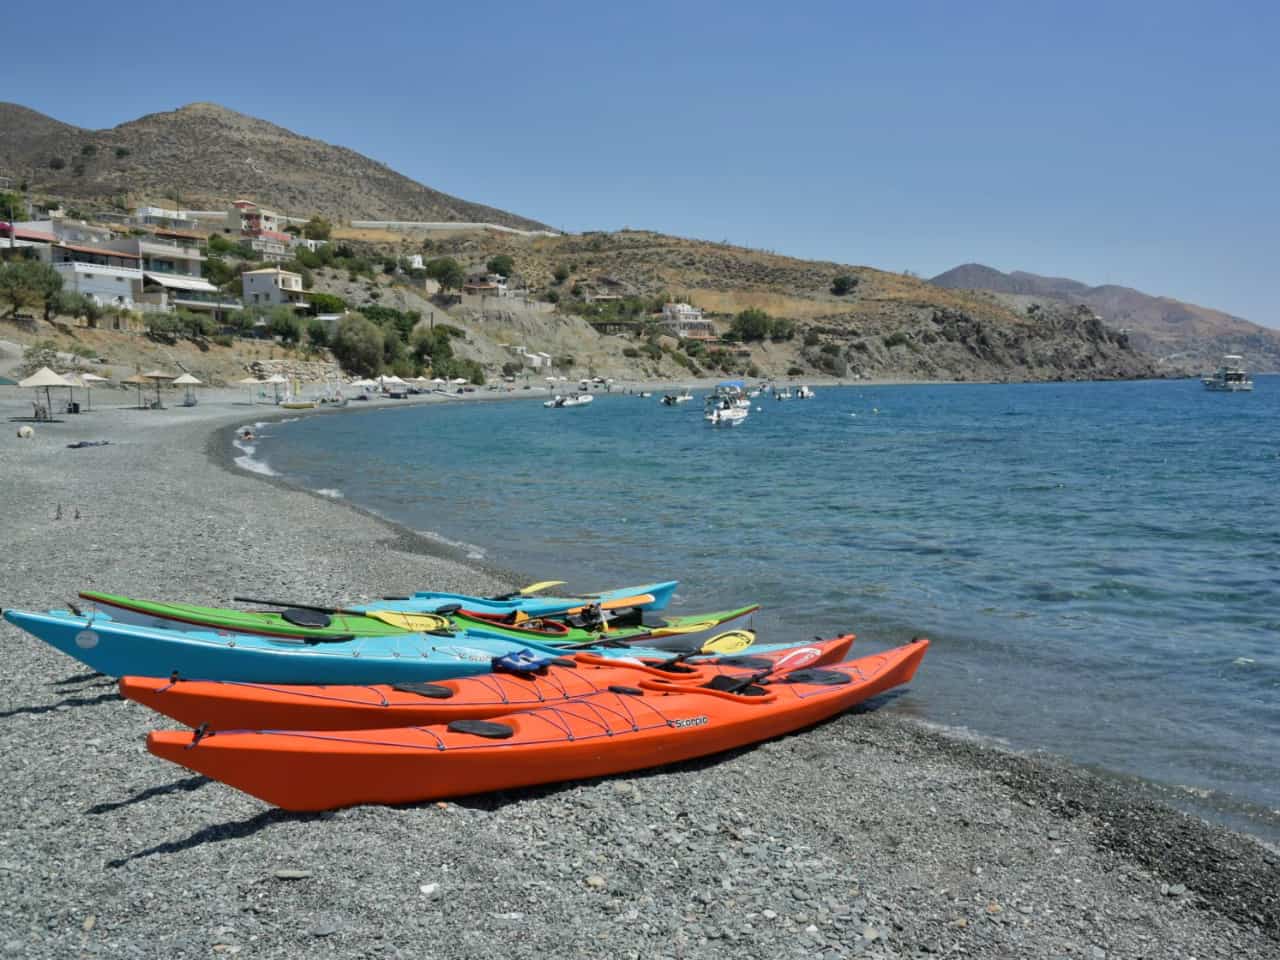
<box><xmin>931</xmin><ymin>263</ymin><xmax>1280</xmax><ymax>372</ymax></box>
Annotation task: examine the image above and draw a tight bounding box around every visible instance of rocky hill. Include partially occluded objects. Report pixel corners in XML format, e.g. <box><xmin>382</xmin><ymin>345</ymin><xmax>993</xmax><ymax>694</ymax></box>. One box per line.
<box><xmin>0</xmin><ymin>102</ymin><xmax>550</xmax><ymax>230</ymax></box>
<box><xmin>354</xmin><ymin>230</ymin><xmax>1168</xmax><ymax>383</ymax></box>
<box><xmin>931</xmin><ymin>263</ymin><xmax>1280</xmax><ymax>372</ymax></box>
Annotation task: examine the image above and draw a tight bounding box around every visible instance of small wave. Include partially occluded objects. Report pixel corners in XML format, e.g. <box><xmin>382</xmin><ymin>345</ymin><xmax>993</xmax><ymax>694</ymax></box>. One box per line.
<box><xmin>314</xmin><ymin>488</ymin><xmax>344</xmax><ymax>499</ymax></box>
<box><xmin>234</xmin><ymin>455</ymin><xmax>279</xmax><ymax>477</ymax></box>
<box><xmin>416</xmin><ymin>528</ymin><xmax>487</xmax><ymax>561</ymax></box>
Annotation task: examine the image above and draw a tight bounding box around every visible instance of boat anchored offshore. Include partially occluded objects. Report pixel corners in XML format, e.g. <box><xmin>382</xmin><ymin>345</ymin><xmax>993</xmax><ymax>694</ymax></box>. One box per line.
<box><xmin>1202</xmin><ymin>355</ymin><xmax>1253</xmax><ymax>392</ymax></box>
<box><xmin>544</xmin><ymin>393</ymin><xmax>594</xmax><ymax>408</ymax></box>
<box><xmin>661</xmin><ymin>391</ymin><xmax>694</xmax><ymax>405</ymax></box>
<box><xmin>796</xmin><ymin>385</ymin><xmax>815</xmax><ymax>399</ymax></box>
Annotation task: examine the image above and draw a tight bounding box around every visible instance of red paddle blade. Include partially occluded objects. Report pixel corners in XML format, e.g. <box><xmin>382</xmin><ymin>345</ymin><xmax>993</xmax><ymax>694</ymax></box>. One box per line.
<box><xmin>768</xmin><ymin>643</ymin><xmax>825</xmax><ymax>676</ymax></box>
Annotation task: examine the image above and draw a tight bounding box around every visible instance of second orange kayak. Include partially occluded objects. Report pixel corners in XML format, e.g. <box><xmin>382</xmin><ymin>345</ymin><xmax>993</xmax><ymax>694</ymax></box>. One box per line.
<box><xmin>121</xmin><ymin>635</ymin><xmax>854</xmax><ymax>730</ymax></box>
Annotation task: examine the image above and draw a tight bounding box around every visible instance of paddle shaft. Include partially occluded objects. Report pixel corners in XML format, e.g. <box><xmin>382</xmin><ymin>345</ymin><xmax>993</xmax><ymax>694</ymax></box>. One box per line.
<box><xmin>722</xmin><ymin>640</ymin><xmax>824</xmax><ymax>693</ymax></box>
<box><xmin>232</xmin><ymin>596</ymin><xmax>350</xmax><ymax>616</ymax></box>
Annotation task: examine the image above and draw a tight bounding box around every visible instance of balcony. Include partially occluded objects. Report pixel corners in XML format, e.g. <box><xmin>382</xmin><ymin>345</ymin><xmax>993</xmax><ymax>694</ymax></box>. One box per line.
<box><xmin>174</xmin><ymin>291</ymin><xmax>242</xmax><ymax>307</ymax></box>
<box><xmin>53</xmin><ymin>260</ymin><xmax>142</xmax><ymax>280</ymax></box>
<box><xmin>139</xmin><ymin>239</ymin><xmax>204</xmax><ymax>260</ymax></box>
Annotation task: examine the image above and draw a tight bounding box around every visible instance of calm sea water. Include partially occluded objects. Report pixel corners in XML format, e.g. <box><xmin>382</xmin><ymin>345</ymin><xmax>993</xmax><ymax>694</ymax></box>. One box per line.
<box><xmin>246</xmin><ymin>379</ymin><xmax>1279</xmax><ymax>838</ymax></box>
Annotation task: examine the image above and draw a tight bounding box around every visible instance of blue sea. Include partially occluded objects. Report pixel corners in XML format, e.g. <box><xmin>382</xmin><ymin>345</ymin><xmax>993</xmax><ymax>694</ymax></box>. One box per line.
<box><xmin>244</xmin><ymin>379</ymin><xmax>1279</xmax><ymax>838</ymax></box>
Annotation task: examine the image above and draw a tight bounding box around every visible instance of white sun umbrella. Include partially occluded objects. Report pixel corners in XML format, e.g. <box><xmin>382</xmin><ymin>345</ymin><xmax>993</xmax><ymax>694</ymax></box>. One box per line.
<box><xmin>173</xmin><ymin>372</ymin><xmax>202</xmax><ymax>406</ymax></box>
<box><xmin>19</xmin><ymin>367</ymin><xmax>72</xmax><ymax>418</ymax></box>
<box><xmin>432</xmin><ymin>377</ymin><xmax>446</xmax><ymax>384</ymax></box>
<box><xmin>79</xmin><ymin>372</ymin><xmax>108</xmax><ymax>410</ymax></box>
<box><xmin>451</xmin><ymin>377</ymin><xmax>467</xmax><ymax>385</ymax></box>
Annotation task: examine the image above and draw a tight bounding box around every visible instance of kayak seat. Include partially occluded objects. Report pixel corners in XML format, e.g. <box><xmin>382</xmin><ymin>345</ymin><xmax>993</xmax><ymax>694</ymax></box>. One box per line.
<box><xmin>702</xmin><ymin>675</ymin><xmax>769</xmax><ymax>696</ymax></box>
<box><xmin>280</xmin><ymin>608</ymin><xmax>333</xmax><ymax>628</ymax></box>
<box><xmin>782</xmin><ymin>669</ymin><xmax>852</xmax><ymax>686</ymax></box>
<box><xmin>391</xmin><ymin>682</ymin><xmax>455</xmax><ymax>700</ymax></box>
<box><xmin>447</xmin><ymin>719</ymin><xmax>514</xmax><ymax>739</ymax></box>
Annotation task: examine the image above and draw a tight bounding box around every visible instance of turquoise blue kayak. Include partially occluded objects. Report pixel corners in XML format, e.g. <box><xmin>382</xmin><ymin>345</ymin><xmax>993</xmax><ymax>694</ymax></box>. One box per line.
<box><xmin>365</xmin><ymin>580</ymin><xmax>679</xmax><ymax>616</ymax></box>
<box><xmin>3</xmin><ymin>607</ymin><xmax>780</xmax><ymax>684</ymax></box>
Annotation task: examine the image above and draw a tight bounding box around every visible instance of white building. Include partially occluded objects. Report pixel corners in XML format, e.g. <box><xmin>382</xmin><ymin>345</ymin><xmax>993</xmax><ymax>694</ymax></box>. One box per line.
<box><xmin>290</xmin><ymin>236</ymin><xmax>330</xmax><ymax>253</ymax></box>
<box><xmin>16</xmin><ymin>218</ymin><xmax>116</xmax><ymax>247</ymax></box>
<box><xmin>242</xmin><ymin>267</ymin><xmax>307</xmax><ymax>309</ymax></box>
<box><xmin>660</xmin><ymin>302</ymin><xmax>716</xmax><ymax>341</ymax></box>
<box><xmin>45</xmin><ymin>244</ymin><xmax>143</xmax><ymax>314</ymax></box>
<box><xmin>105</xmin><ymin>229</ymin><xmax>241</xmax><ymax>321</ymax></box>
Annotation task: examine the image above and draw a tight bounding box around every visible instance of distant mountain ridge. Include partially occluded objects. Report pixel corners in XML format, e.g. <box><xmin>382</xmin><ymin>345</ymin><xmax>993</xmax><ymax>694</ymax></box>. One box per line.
<box><xmin>930</xmin><ymin>263</ymin><xmax>1280</xmax><ymax>372</ymax></box>
<box><xmin>0</xmin><ymin>101</ymin><xmax>550</xmax><ymax>231</ymax></box>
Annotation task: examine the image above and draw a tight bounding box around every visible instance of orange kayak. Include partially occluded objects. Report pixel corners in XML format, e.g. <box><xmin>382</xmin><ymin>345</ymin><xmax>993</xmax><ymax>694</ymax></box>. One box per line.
<box><xmin>122</xmin><ymin>635</ymin><xmax>854</xmax><ymax>731</ymax></box>
<box><xmin>147</xmin><ymin>639</ymin><xmax>927</xmax><ymax>811</ymax></box>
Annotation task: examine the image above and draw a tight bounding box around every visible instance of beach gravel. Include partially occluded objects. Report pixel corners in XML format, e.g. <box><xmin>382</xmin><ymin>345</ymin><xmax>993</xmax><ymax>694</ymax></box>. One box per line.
<box><xmin>0</xmin><ymin>390</ymin><xmax>1275</xmax><ymax>959</ymax></box>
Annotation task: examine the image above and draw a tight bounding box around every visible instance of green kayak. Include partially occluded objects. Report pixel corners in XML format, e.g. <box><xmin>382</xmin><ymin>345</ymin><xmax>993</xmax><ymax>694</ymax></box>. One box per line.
<box><xmin>78</xmin><ymin>590</ymin><xmax>759</xmax><ymax>647</ymax></box>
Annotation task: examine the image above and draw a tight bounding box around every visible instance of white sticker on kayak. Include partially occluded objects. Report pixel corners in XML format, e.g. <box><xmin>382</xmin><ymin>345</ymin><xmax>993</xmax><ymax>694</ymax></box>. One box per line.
<box><xmin>669</xmin><ymin>716</ymin><xmax>709</xmax><ymax>729</ymax></box>
<box><xmin>438</xmin><ymin>646</ymin><xmax>496</xmax><ymax>662</ymax></box>
<box><xmin>74</xmin><ymin>629</ymin><xmax>99</xmax><ymax>650</ymax></box>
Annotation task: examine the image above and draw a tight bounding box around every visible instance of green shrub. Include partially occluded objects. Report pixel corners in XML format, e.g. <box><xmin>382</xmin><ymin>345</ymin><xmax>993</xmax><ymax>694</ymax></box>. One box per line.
<box><xmin>622</xmin><ymin>346</ymin><xmax>640</xmax><ymax>358</ymax></box>
<box><xmin>787</xmin><ymin>365</ymin><xmax>805</xmax><ymax>376</ymax></box>
<box><xmin>830</xmin><ymin>275</ymin><xmax>857</xmax><ymax>296</ymax></box>
<box><xmin>883</xmin><ymin>332</ymin><xmax>909</xmax><ymax>348</ymax></box>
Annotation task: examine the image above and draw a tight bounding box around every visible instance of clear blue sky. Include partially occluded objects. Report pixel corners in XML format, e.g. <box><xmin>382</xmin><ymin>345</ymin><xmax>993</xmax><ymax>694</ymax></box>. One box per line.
<box><xmin>4</xmin><ymin>0</ymin><xmax>1277</xmax><ymax>326</ymax></box>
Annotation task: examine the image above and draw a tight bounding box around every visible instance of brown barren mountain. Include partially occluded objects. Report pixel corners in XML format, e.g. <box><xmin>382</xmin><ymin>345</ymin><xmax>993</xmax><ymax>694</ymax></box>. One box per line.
<box><xmin>0</xmin><ymin>101</ymin><xmax>550</xmax><ymax>231</ymax></box>
<box><xmin>931</xmin><ymin>263</ymin><xmax>1280</xmax><ymax>372</ymax></box>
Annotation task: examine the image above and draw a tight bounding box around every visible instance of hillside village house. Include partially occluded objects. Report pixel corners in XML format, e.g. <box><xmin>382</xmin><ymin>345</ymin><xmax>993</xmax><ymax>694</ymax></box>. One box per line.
<box><xmin>105</xmin><ymin>229</ymin><xmax>241</xmax><ymax>322</ymax></box>
<box><xmin>242</xmin><ymin>267</ymin><xmax>307</xmax><ymax>309</ymax></box>
<box><xmin>225</xmin><ymin>200</ymin><xmax>290</xmax><ymax>261</ymax></box>
<box><xmin>462</xmin><ymin>273</ymin><xmax>508</xmax><ymax>296</ymax></box>
<box><xmin>2</xmin><ymin>216</ymin><xmax>241</xmax><ymax>328</ymax></box>
<box><xmin>660</xmin><ymin>302</ymin><xmax>716</xmax><ymax>340</ymax></box>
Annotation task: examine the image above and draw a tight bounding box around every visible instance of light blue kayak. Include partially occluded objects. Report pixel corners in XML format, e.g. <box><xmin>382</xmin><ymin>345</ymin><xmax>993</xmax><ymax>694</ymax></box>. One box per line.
<box><xmin>364</xmin><ymin>580</ymin><xmax>679</xmax><ymax>616</ymax></box>
<box><xmin>3</xmin><ymin>606</ymin><xmax>779</xmax><ymax>684</ymax></box>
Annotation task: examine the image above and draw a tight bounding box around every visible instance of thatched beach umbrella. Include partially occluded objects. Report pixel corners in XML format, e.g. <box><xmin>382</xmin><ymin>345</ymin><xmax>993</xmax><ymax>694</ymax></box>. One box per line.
<box><xmin>122</xmin><ymin>373</ymin><xmax>151</xmax><ymax>408</ymax></box>
<box><xmin>261</xmin><ymin>373</ymin><xmax>288</xmax><ymax>403</ymax></box>
<box><xmin>142</xmin><ymin>369</ymin><xmax>177</xmax><ymax>409</ymax></box>
<box><xmin>18</xmin><ymin>367</ymin><xmax>71</xmax><ymax>419</ymax></box>
<box><xmin>173</xmin><ymin>372</ymin><xmax>202</xmax><ymax>406</ymax></box>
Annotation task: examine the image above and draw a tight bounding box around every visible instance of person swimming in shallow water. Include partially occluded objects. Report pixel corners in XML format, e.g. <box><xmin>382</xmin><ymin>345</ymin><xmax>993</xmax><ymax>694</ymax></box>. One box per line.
<box><xmin>241</xmin><ymin>428</ymin><xmax>255</xmax><ymax>441</ymax></box>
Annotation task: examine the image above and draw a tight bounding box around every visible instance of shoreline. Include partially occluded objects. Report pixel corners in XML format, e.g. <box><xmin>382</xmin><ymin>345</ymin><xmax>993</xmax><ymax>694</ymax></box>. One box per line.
<box><xmin>1</xmin><ymin>387</ymin><xmax>1277</xmax><ymax>957</ymax></box>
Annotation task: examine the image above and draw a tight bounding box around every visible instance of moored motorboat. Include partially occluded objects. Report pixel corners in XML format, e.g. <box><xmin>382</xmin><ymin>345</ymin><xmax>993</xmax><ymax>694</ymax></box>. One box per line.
<box><xmin>544</xmin><ymin>393</ymin><xmax>594</xmax><ymax>408</ymax></box>
<box><xmin>1201</xmin><ymin>355</ymin><xmax>1253</xmax><ymax>392</ymax></box>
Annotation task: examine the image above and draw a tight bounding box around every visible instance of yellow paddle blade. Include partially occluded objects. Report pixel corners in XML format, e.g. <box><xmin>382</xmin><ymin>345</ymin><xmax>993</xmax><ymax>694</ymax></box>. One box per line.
<box><xmin>518</xmin><ymin>580</ymin><xmax>567</xmax><ymax>595</ymax></box>
<box><xmin>362</xmin><ymin>610</ymin><xmax>452</xmax><ymax>632</ymax></box>
<box><xmin>699</xmin><ymin>629</ymin><xmax>755</xmax><ymax>655</ymax></box>
<box><xmin>565</xmin><ymin>593</ymin><xmax>655</xmax><ymax>616</ymax></box>
<box><xmin>645</xmin><ymin>618</ymin><xmax>721</xmax><ymax>638</ymax></box>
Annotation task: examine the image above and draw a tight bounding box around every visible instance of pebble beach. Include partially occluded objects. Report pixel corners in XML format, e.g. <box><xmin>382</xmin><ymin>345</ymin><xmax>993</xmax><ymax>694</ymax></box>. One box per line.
<box><xmin>0</xmin><ymin>387</ymin><xmax>1276</xmax><ymax>960</ymax></box>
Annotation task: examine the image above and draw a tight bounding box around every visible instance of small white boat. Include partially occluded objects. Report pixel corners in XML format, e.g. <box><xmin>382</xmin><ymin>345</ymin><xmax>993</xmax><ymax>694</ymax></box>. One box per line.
<box><xmin>796</xmin><ymin>385</ymin><xmax>815</xmax><ymax>399</ymax></box>
<box><xmin>774</xmin><ymin>387</ymin><xmax>793</xmax><ymax>400</ymax></box>
<box><xmin>705</xmin><ymin>386</ymin><xmax>748</xmax><ymax>426</ymax></box>
<box><xmin>705</xmin><ymin>402</ymin><xmax>748</xmax><ymax>427</ymax></box>
<box><xmin>544</xmin><ymin>393</ymin><xmax>594</xmax><ymax>408</ymax></box>
<box><xmin>1201</xmin><ymin>355</ymin><xmax>1253</xmax><ymax>392</ymax></box>
<box><xmin>638</xmin><ymin>391</ymin><xmax>653</xmax><ymax>398</ymax></box>
<box><xmin>661</xmin><ymin>391</ymin><xmax>694</xmax><ymax>406</ymax></box>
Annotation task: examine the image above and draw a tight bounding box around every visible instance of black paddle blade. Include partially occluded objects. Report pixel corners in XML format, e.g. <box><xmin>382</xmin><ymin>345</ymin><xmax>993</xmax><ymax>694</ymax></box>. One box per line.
<box><xmin>391</xmin><ymin>682</ymin><xmax>455</xmax><ymax>700</ymax></box>
<box><xmin>280</xmin><ymin>608</ymin><xmax>332</xmax><ymax>628</ymax></box>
